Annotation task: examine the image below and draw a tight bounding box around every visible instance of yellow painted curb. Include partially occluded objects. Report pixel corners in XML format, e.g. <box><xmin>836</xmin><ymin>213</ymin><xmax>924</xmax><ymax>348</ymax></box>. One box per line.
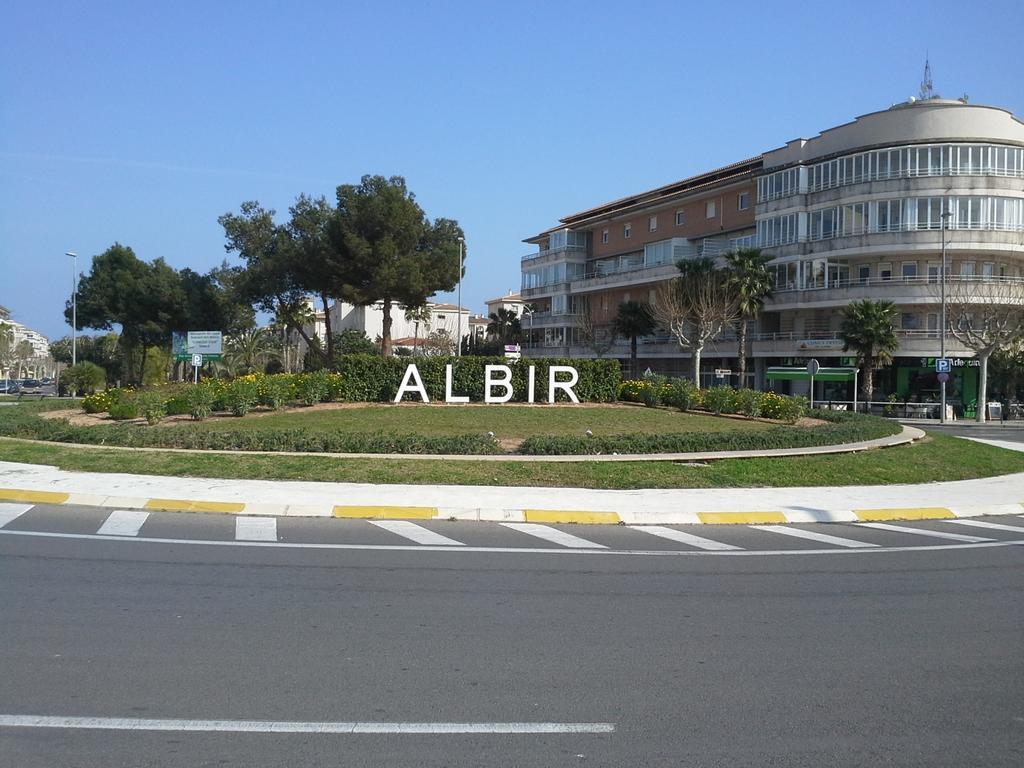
<box><xmin>0</xmin><ymin>488</ymin><xmax>71</xmax><ymax>504</ymax></box>
<box><xmin>697</xmin><ymin>511</ymin><xmax>787</xmax><ymax>525</ymax></box>
<box><xmin>854</xmin><ymin>507</ymin><xmax>954</xmax><ymax>521</ymax></box>
<box><xmin>144</xmin><ymin>498</ymin><xmax>246</xmax><ymax>513</ymax></box>
<box><xmin>524</xmin><ymin>509</ymin><xmax>621</xmax><ymax>525</ymax></box>
<box><xmin>332</xmin><ymin>505</ymin><xmax>438</xmax><ymax>519</ymax></box>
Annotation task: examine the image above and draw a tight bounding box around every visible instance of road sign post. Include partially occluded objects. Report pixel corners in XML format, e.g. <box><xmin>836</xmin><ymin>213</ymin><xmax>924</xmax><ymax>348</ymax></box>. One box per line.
<box><xmin>806</xmin><ymin>359</ymin><xmax>820</xmax><ymax>410</ymax></box>
<box><xmin>192</xmin><ymin>353</ymin><xmax>202</xmax><ymax>384</ymax></box>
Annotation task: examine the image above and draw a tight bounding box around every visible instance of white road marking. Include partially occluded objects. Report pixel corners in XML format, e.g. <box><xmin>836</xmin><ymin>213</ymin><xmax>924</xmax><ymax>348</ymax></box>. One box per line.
<box><xmin>0</xmin><ymin>714</ymin><xmax>614</xmax><ymax>734</ymax></box>
<box><xmin>96</xmin><ymin>510</ymin><xmax>149</xmax><ymax>537</ymax></box>
<box><xmin>2</xmin><ymin>528</ymin><xmax>1022</xmax><ymax>557</ymax></box>
<box><xmin>235</xmin><ymin>517</ymin><xmax>277</xmax><ymax>542</ymax></box>
<box><xmin>0</xmin><ymin>503</ymin><xmax>32</xmax><ymax>528</ymax></box>
<box><xmin>500</xmin><ymin>523</ymin><xmax>606</xmax><ymax>549</ymax></box>
<box><xmin>945</xmin><ymin>519</ymin><xmax>1024</xmax><ymax>533</ymax></box>
<box><xmin>369</xmin><ymin>520</ymin><xmax>464</xmax><ymax>546</ymax></box>
<box><xmin>856</xmin><ymin>522</ymin><xmax>993</xmax><ymax>542</ymax></box>
<box><xmin>629</xmin><ymin>525</ymin><xmax>742</xmax><ymax>550</ymax></box>
<box><xmin>755</xmin><ymin>525</ymin><xmax>879</xmax><ymax>548</ymax></box>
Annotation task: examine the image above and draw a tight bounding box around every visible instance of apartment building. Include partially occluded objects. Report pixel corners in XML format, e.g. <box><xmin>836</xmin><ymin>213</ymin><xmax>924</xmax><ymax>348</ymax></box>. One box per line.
<box><xmin>520</xmin><ymin>97</ymin><xmax>1024</xmax><ymax>403</ymax></box>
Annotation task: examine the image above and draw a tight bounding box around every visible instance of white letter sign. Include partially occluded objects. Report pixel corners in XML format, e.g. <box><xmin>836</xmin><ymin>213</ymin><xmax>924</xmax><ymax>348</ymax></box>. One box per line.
<box><xmin>394</xmin><ymin>364</ymin><xmax>429</xmax><ymax>403</ymax></box>
<box><xmin>547</xmin><ymin>365</ymin><xmax>580</xmax><ymax>404</ymax></box>
<box><xmin>445</xmin><ymin>364</ymin><xmax>468</xmax><ymax>403</ymax></box>
<box><xmin>484</xmin><ymin>365</ymin><xmax>514</xmax><ymax>403</ymax></box>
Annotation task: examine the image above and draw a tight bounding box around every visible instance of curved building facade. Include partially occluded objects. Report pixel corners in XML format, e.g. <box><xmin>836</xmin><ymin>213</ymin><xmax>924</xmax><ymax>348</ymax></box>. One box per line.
<box><xmin>519</xmin><ymin>97</ymin><xmax>1024</xmax><ymax>406</ymax></box>
<box><xmin>755</xmin><ymin>99</ymin><xmax>1024</xmax><ymax>406</ymax></box>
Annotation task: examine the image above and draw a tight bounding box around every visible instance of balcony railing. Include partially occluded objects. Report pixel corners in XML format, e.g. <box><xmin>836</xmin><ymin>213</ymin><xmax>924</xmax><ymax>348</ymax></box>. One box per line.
<box><xmin>771</xmin><ymin>274</ymin><xmax>1024</xmax><ymax>294</ymax></box>
<box><xmin>521</xmin><ymin>244</ymin><xmax>587</xmax><ymax>263</ymax></box>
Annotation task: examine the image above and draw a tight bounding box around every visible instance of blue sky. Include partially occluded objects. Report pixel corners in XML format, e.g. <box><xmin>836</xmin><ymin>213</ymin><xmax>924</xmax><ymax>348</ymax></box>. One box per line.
<box><xmin>2</xmin><ymin>0</ymin><xmax>1022</xmax><ymax>341</ymax></box>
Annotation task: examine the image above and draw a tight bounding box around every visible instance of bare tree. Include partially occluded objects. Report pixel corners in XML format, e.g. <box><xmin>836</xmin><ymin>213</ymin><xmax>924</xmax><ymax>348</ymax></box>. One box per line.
<box><xmin>420</xmin><ymin>328</ymin><xmax>456</xmax><ymax>357</ymax></box>
<box><xmin>944</xmin><ymin>278</ymin><xmax>1024</xmax><ymax>421</ymax></box>
<box><xmin>573</xmin><ymin>297</ymin><xmax>615</xmax><ymax>358</ymax></box>
<box><xmin>651</xmin><ymin>258</ymin><xmax>740</xmax><ymax>387</ymax></box>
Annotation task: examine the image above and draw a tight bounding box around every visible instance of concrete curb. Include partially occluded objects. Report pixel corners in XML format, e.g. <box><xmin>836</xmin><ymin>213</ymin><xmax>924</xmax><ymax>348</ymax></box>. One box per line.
<box><xmin>0</xmin><ymin>425</ymin><xmax>923</xmax><ymax>462</ymax></box>
<box><xmin>1</xmin><ymin>458</ymin><xmax>1022</xmax><ymax>526</ymax></box>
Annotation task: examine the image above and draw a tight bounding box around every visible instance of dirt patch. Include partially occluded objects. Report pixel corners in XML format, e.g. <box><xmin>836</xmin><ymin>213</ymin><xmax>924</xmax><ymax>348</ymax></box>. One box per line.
<box><xmin>794</xmin><ymin>416</ymin><xmax>828</xmax><ymax>428</ymax></box>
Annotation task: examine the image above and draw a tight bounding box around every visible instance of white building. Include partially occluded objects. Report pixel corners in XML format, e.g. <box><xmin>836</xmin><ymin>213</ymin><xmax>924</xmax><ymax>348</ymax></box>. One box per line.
<box><xmin>484</xmin><ymin>291</ymin><xmax>526</xmax><ymax>319</ymax></box>
<box><xmin>0</xmin><ymin>311</ymin><xmax>52</xmax><ymax>379</ymax></box>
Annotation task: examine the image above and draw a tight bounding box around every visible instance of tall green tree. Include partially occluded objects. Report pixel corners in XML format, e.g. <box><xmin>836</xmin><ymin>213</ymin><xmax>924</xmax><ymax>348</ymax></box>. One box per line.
<box><xmin>334</xmin><ymin>176</ymin><xmax>463</xmax><ymax>356</ymax></box>
<box><xmin>67</xmin><ymin>244</ymin><xmax>187</xmax><ymax>384</ymax></box>
<box><xmin>14</xmin><ymin>339</ymin><xmax>33</xmax><ymax>378</ymax></box>
<box><xmin>614</xmin><ymin>300</ymin><xmax>656</xmax><ymax>379</ymax></box>
<box><xmin>220</xmin><ymin>200</ymin><xmax>343</xmax><ymax>363</ymax></box>
<box><xmin>839</xmin><ymin>299</ymin><xmax>899</xmax><ymax>403</ymax></box>
<box><xmin>0</xmin><ymin>321</ymin><xmax>14</xmax><ymax>377</ymax></box>
<box><xmin>724</xmin><ymin>248</ymin><xmax>773</xmax><ymax>387</ymax></box>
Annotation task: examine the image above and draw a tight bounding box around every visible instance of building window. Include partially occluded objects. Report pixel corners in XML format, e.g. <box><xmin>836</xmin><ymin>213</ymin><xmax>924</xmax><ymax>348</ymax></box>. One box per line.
<box><xmin>737</xmin><ymin>192</ymin><xmax>750</xmax><ymax>211</ymax></box>
<box><xmin>601</xmin><ymin>229</ymin><xmax>608</xmax><ymax>244</ymax></box>
<box><xmin>623</xmin><ymin>223</ymin><xmax>631</xmax><ymax>239</ymax></box>
<box><xmin>675</xmin><ymin>210</ymin><xmax>685</xmax><ymax>226</ymax></box>
<box><xmin>902</xmin><ymin>262</ymin><xmax>918</xmax><ymax>281</ymax></box>
<box><xmin>901</xmin><ymin>313</ymin><xmax>920</xmax><ymax>330</ymax></box>
<box><xmin>960</xmin><ymin>261</ymin><xmax>975</xmax><ymax>277</ymax></box>
<box><xmin>858</xmin><ymin>265</ymin><xmax>870</xmax><ymax>284</ymax></box>
<box><xmin>648</xmin><ymin>215</ymin><xmax>657</xmax><ymax>232</ymax></box>
<box><xmin>982</xmin><ymin>261</ymin><xmax>995</xmax><ymax>279</ymax></box>
<box><xmin>705</xmin><ymin>200</ymin><xmax>716</xmax><ymax>219</ymax></box>
<box><xmin>879</xmin><ymin>263</ymin><xmax>892</xmax><ymax>281</ymax></box>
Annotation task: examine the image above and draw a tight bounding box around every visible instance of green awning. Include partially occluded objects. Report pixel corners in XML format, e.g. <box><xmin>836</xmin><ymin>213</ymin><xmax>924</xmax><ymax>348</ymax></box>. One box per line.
<box><xmin>765</xmin><ymin>367</ymin><xmax>858</xmax><ymax>382</ymax></box>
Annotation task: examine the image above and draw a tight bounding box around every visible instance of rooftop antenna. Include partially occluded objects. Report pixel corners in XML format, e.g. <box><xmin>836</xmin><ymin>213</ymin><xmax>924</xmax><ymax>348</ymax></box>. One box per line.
<box><xmin>919</xmin><ymin>54</ymin><xmax>937</xmax><ymax>100</ymax></box>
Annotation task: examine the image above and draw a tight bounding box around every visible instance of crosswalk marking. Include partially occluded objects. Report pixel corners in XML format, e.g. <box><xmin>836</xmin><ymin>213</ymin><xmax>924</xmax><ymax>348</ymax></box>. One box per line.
<box><xmin>856</xmin><ymin>522</ymin><xmax>993</xmax><ymax>542</ymax></box>
<box><xmin>500</xmin><ymin>523</ymin><xmax>606</xmax><ymax>549</ymax></box>
<box><xmin>754</xmin><ymin>524</ymin><xmax>879</xmax><ymax>548</ymax></box>
<box><xmin>0</xmin><ymin>503</ymin><xmax>32</xmax><ymax>528</ymax></box>
<box><xmin>629</xmin><ymin>525</ymin><xmax>742</xmax><ymax>550</ymax></box>
<box><xmin>369</xmin><ymin>520</ymin><xmax>464</xmax><ymax>546</ymax></box>
<box><xmin>944</xmin><ymin>519</ymin><xmax>1024</xmax><ymax>534</ymax></box>
<box><xmin>96</xmin><ymin>510</ymin><xmax>150</xmax><ymax>537</ymax></box>
<box><xmin>235</xmin><ymin>517</ymin><xmax>277</xmax><ymax>542</ymax></box>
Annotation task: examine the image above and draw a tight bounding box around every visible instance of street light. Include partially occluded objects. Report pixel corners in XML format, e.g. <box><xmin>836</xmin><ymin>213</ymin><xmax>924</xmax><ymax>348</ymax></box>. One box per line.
<box><xmin>65</xmin><ymin>251</ymin><xmax>78</xmax><ymax>368</ymax></box>
<box><xmin>939</xmin><ymin>209</ymin><xmax>952</xmax><ymax>424</ymax></box>
<box><xmin>456</xmin><ymin>237</ymin><xmax>464</xmax><ymax>358</ymax></box>
<box><xmin>522</xmin><ymin>304</ymin><xmax>534</xmax><ymax>353</ymax></box>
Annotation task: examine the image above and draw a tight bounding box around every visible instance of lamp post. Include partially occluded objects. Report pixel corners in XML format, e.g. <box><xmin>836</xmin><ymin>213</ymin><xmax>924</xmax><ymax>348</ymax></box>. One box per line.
<box><xmin>456</xmin><ymin>237</ymin><xmax>464</xmax><ymax>357</ymax></box>
<box><xmin>522</xmin><ymin>304</ymin><xmax>534</xmax><ymax>353</ymax></box>
<box><xmin>939</xmin><ymin>209</ymin><xmax>951</xmax><ymax>424</ymax></box>
<box><xmin>65</xmin><ymin>251</ymin><xmax>78</xmax><ymax>368</ymax></box>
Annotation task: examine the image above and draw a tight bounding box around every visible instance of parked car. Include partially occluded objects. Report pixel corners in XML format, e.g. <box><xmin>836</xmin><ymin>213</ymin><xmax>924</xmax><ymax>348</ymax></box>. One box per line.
<box><xmin>19</xmin><ymin>379</ymin><xmax>43</xmax><ymax>394</ymax></box>
<box><xmin>0</xmin><ymin>380</ymin><xmax>21</xmax><ymax>394</ymax></box>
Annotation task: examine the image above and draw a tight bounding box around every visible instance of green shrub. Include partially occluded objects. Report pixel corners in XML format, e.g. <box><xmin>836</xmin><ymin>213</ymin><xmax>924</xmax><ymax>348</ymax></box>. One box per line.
<box><xmin>260</xmin><ymin>375</ymin><xmax>294</xmax><ymax>410</ymax></box>
<box><xmin>188</xmin><ymin>383</ymin><xmax>216</xmax><ymax>421</ymax></box>
<box><xmin>136</xmin><ymin>391</ymin><xmax>167</xmax><ymax>425</ymax></box>
<box><xmin>107</xmin><ymin>401</ymin><xmax>140</xmax><ymax>421</ymax></box>
<box><xmin>702</xmin><ymin>386</ymin><xmax>733</xmax><ymax>415</ymax></box>
<box><xmin>760</xmin><ymin>392</ymin><xmax>806</xmax><ymax>423</ymax></box>
<box><xmin>165</xmin><ymin>393</ymin><xmax>191</xmax><ymax>416</ymax></box>
<box><xmin>733</xmin><ymin>388</ymin><xmax>763</xmax><ymax>418</ymax></box>
<box><xmin>662</xmin><ymin>378</ymin><xmax>701</xmax><ymax>412</ymax></box>
<box><xmin>297</xmin><ymin>371</ymin><xmax>330</xmax><ymax>406</ymax></box>
<box><xmin>225</xmin><ymin>377</ymin><xmax>259</xmax><ymax>416</ymax></box>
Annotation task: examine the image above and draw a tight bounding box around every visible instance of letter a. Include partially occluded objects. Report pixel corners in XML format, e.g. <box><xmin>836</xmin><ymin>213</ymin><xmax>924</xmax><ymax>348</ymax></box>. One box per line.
<box><xmin>394</xmin><ymin>364</ymin><xmax>429</xmax><ymax>403</ymax></box>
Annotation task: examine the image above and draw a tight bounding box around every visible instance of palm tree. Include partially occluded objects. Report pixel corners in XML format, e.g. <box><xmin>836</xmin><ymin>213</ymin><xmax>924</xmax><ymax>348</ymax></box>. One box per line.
<box><xmin>613</xmin><ymin>301</ymin><xmax>655</xmax><ymax>378</ymax></box>
<box><xmin>839</xmin><ymin>299</ymin><xmax>899</xmax><ymax>404</ymax></box>
<box><xmin>14</xmin><ymin>340</ymin><xmax>33</xmax><ymax>379</ymax></box>
<box><xmin>223</xmin><ymin>328</ymin><xmax>281</xmax><ymax>375</ymax></box>
<box><xmin>724</xmin><ymin>248</ymin><xmax>773</xmax><ymax>387</ymax></box>
<box><xmin>404</xmin><ymin>305</ymin><xmax>432</xmax><ymax>354</ymax></box>
<box><xmin>487</xmin><ymin>308</ymin><xmax>521</xmax><ymax>344</ymax></box>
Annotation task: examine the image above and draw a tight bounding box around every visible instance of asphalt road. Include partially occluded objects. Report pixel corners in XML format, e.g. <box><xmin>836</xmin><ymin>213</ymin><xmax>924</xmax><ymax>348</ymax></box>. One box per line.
<box><xmin>914</xmin><ymin>421</ymin><xmax>1024</xmax><ymax>444</ymax></box>
<box><xmin>2</xmin><ymin>506</ymin><xmax>1023</xmax><ymax>767</ymax></box>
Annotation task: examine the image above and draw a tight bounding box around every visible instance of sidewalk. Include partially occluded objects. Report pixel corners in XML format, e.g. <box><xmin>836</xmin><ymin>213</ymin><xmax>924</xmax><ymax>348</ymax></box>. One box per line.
<box><xmin>1</xmin><ymin>459</ymin><xmax>1021</xmax><ymax>526</ymax></box>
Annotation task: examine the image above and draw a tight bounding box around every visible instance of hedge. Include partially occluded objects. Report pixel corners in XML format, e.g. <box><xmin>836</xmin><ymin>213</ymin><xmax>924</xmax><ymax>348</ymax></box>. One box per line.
<box><xmin>0</xmin><ymin>402</ymin><xmax>900</xmax><ymax>457</ymax></box>
<box><xmin>330</xmin><ymin>356</ymin><xmax>621</xmax><ymax>403</ymax></box>
<box><xmin>0</xmin><ymin>406</ymin><xmax>501</xmax><ymax>455</ymax></box>
<box><xmin>518</xmin><ymin>410</ymin><xmax>901</xmax><ymax>455</ymax></box>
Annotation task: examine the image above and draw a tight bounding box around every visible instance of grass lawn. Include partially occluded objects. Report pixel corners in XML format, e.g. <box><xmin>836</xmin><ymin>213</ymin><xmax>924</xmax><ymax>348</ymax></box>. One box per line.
<box><xmin>0</xmin><ymin>433</ymin><xmax>1019</xmax><ymax>490</ymax></box>
<box><xmin>174</xmin><ymin>403</ymin><xmax>765</xmax><ymax>438</ymax></box>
